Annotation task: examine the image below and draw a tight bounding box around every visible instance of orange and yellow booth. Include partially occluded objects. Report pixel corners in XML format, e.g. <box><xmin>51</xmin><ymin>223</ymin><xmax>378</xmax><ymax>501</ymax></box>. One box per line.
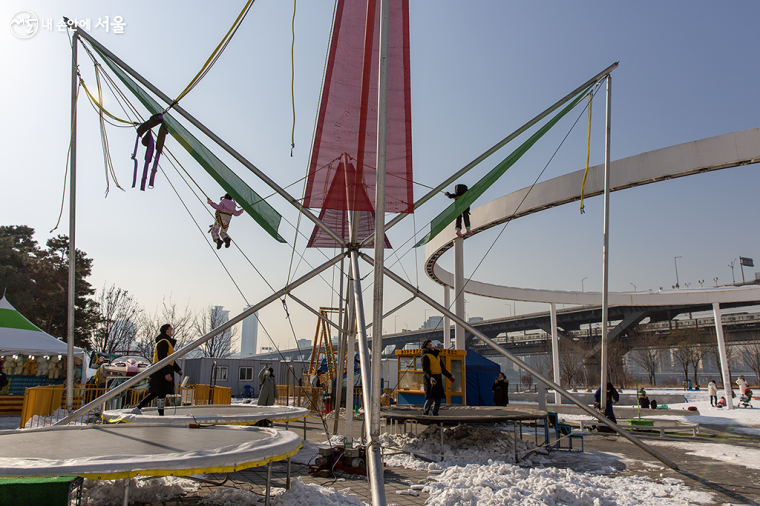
<box><xmin>394</xmin><ymin>348</ymin><xmax>466</xmax><ymax>406</ymax></box>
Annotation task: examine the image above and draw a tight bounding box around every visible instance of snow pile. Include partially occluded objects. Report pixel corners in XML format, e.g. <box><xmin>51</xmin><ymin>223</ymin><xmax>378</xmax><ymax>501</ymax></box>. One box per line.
<box><xmin>379</xmin><ymin>424</ymin><xmax>546</xmax><ymax>470</ymax></box>
<box><xmin>270</xmin><ymin>477</ymin><xmax>367</xmax><ymax>506</ymax></box>
<box><xmin>80</xmin><ymin>476</ymin><xmax>199</xmax><ymax>506</ymax></box>
<box><xmin>422</xmin><ymin>462</ymin><xmax>714</xmax><ymax>506</ymax></box>
<box><xmin>200</xmin><ymin>486</ymin><xmax>263</xmax><ymax>505</ymax></box>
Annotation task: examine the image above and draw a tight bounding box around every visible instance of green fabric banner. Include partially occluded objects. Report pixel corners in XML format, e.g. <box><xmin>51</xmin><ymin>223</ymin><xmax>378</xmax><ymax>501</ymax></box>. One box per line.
<box><xmin>95</xmin><ymin>47</ymin><xmax>286</xmax><ymax>243</ymax></box>
<box><xmin>415</xmin><ymin>85</ymin><xmax>593</xmax><ymax>248</ymax></box>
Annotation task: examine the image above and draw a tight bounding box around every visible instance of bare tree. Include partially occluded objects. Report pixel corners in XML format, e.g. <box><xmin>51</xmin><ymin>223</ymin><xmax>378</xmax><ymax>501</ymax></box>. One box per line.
<box><xmin>704</xmin><ymin>334</ymin><xmax>737</xmax><ymax>387</ymax></box>
<box><xmin>741</xmin><ymin>342</ymin><xmax>760</xmax><ymax>386</ymax></box>
<box><xmin>671</xmin><ymin>341</ymin><xmax>692</xmax><ymax>385</ymax></box>
<box><xmin>629</xmin><ymin>346</ymin><xmax>660</xmax><ymax>386</ymax></box>
<box><xmin>90</xmin><ymin>284</ymin><xmax>142</xmax><ymax>354</ymax></box>
<box><xmin>136</xmin><ymin>296</ymin><xmax>194</xmax><ymax>359</ymax></box>
<box><xmin>559</xmin><ymin>339</ymin><xmax>588</xmax><ymax>389</ymax></box>
<box><xmin>688</xmin><ymin>343</ymin><xmax>711</xmax><ymax>387</ymax></box>
<box><xmin>607</xmin><ymin>338</ymin><xmax>633</xmax><ymax>388</ymax></box>
<box><xmin>193</xmin><ymin>305</ymin><xmax>239</xmax><ymax>358</ymax></box>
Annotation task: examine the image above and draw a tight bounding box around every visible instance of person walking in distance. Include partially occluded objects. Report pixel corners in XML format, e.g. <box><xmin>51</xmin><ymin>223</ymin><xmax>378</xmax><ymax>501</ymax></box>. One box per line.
<box><xmin>708</xmin><ymin>379</ymin><xmax>718</xmax><ymax>407</ymax></box>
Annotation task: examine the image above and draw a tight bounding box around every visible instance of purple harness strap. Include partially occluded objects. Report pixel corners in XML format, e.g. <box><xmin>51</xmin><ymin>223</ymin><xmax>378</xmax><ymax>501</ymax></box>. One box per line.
<box><xmin>148</xmin><ymin>123</ymin><xmax>168</xmax><ymax>189</ymax></box>
<box><xmin>140</xmin><ymin>132</ymin><xmax>155</xmax><ymax>191</ymax></box>
<box><xmin>131</xmin><ymin>113</ymin><xmax>164</xmax><ymax>191</ymax></box>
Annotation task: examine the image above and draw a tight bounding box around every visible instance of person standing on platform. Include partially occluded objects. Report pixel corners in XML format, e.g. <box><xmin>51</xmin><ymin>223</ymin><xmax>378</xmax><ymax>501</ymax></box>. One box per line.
<box><xmin>132</xmin><ymin>324</ymin><xmax>182</xmax><ymax>416</ymax></box>
<box><xmin>492</xmin><ymin>372</ymin><xmax>509</xmax><ymax>406</ymax></box>
<box><xmin>444</xmin><ymin>184</ymin><xmax>473</xmax><ymax>237</ymax></box>
<box><xmin>421</xmin><ymin>339</ymin><xmax>454</xmax><ymax>416</ymax></box>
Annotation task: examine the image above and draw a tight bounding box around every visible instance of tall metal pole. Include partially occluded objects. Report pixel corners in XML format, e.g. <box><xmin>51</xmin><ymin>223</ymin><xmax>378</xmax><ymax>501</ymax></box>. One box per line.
<box><xmin>599</xmin><ymin>74</ymin><xmax>612</xmax><ymax>412</ymax></box>
<box><xmin>343</xmin><ymin>269</ymin><xmax>356</xmax><ymax>442</ymax></box>
<box><xmin>454</xmin><ymin>238</ymin><xmax>465</xmax><ymax>350</ymax></box>
<box><xmin>550</xmin><ymin>303</ymin><xmax>561</xmax><ymax>405</ymax></box>
<box><xmin>66</xmin><ymin>32</ymin><xmax>79</xmax><ymax>412</ymax></box>
<box><xmin>349</xmin><ymin>251</ymin><xmax>385</xmax><ymax>501</ymax></box>
<box><xmin>367</xmin><ymin>0</ymin><xmax>390</xmax><ymax>500</ymax></box>
<box><xmin>362</xmin><ymin>62</ymin><xmax>619</xmax><ymax>246</ymax></box>
<box><xmin>70</xmin><ymin>25</ymin><xmax>345</xmax><ymax>247</ymax></box>
<box><xmin>332</xmin><ymin>254</ymin><xmax>347</xmax><ymax>435</ymax></box>
<box><xmin>56</xmin><ymin>252</ymin><xmax>346</xmax><ymax>426</ymax></box>
<box><xmin>360</xmin><ymin>253</ymin><xmax>679</xmax><ymax>471</ymax></box>
<box><xmin>713</xmin><ymin>303</ymin><xmax>733</xmax><ymax>410</ymax></box>
<box><xmin>443</xmin><ymin>286</ymin><xmax>451</xmax><ymax>348</ymax></box>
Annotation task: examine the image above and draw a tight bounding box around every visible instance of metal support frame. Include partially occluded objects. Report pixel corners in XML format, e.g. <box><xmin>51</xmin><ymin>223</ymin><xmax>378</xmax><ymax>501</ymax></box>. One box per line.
<box><xmin>265</xmin><ymin>461</ymin><xmax>272</xmax><ymax>506</ymax></box>
<box><xmin>349</xmin><ymin>250</ymin><xmax>386</xmax><ymax>499</ymax></box>
<box><xmin>66</xmin><ymin>31</ymin><xmax>78</xmax><ymax>413</ymax></box>
<box><xmin>122</xmin><ymin>479</ymin><xmax>130</xmax><ymax>506</ymax></box>
<box><xmin>600</xmin><ymin>74</ymin><xmax>612</xmax><ymax>412</ymax></box>
<box><xmin>713</xmin><ymin>302</ymin><xmax>733</xmax><ymax>410</ymax></box>
<box><xmin>359</xmin><ymin>252</ymin><xmax>679</xmax><ymax>471</ymax></box>
<box><xmin>443</xmin><ymin>286</ymin><xmax>451</xmax><ymax>348</ymax></box>
<box><xmin>344</xmin><ymin>264</ymin><xmax>356</xmax><ymax>443</ymax></box>
<box><xmin>369</xmin><ymin>0</ymin><xmax>390</xmax><ymax>499</ymax></box>
<box><xmin>70</xmin><ymin>25</ymin><xmax>345</xmax><ymax>247</ymax></box>
<box><xmin>366</xmin><ymin>295</ymin><xmax>416</xmax><ymax>330</ymax></box>
<box><xmin>55</xmin><ymin>252</ymin><xmax>346</xmax><ymax>426</ymax></box>
<box><xmin>361</xmin><ymin>62</ymin><xmax>619</xmax><ymax>245</ymax></box>
<box><xmin>550</xmin><ymin>303</ymin><xmax>561</xmax><ymax>405</ymax></box>
<box><xmin>454</xmin><ymin>237</ymin><xmax>465</xmax><ymax>350</ymax></box>
<box><xmin>332</xmin><ymin>255</ymin><xmax>347</xmax><ymax>435</ymax></box>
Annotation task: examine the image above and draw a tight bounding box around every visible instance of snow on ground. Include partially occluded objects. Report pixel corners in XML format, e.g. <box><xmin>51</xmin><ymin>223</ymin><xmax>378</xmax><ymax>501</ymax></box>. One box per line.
<box><xmin>647</xmin><ymin>440</ymin><xmax>760</xmax><ymax>471</ymax></box>
<box><xmin>421</xmin><ymin>461</ymin><xmax>714</xmax><ymax>506</ymax></box>
<box><xmin>379</xmin><ymin>424</ymin><xmax>547</xmax><ymax>470</ymax></box>
<box><xmin>559</xmin><ymin>388</ymin><xmax>760</xmax><ymax>435</ymax></box>
<box><xmin>80</xmin><ymin>476</ymin><xmax>200</xmax><ymax>506</ymax></box>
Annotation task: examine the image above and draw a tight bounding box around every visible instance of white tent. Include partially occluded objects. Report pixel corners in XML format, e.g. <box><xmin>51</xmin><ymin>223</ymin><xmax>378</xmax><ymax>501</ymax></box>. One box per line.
<box><xmin>0</xmin><ymin>296</ymin><xmax>84</xmax><ymax>358</ymax></box>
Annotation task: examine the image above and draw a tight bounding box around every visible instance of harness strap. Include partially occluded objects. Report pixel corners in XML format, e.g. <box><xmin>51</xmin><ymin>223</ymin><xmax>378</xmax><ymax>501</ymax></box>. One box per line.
<box><xmin>215</xmin><ymin>209</ymin><xmax>233</xmax><ymax>230</ymax></box>
<box><xmin>149</xmin><ymin>123</ymin><xmax>168</xmax><ymax>189</ymax></box>
<box><xmin>140</xmin><ymin>131</ymin><xmax>154</xmax><ymax>191</ymax></box>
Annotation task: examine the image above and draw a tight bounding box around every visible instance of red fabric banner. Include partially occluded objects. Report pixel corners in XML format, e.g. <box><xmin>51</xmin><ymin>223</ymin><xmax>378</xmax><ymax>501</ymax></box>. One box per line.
<box><xmin>302</xmin><ymin>0</ymin><xmax>413</xmax><ymax>215</ymax></box>
<box><xmin>307</xmin><ymin>159</ymin><xmax>391</xmax><ymax>248</ymax></box>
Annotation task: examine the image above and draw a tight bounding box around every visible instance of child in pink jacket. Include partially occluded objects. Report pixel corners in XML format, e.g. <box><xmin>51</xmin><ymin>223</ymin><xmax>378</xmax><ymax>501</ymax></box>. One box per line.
<box><xmin>208</xmin><ymin>194</ymin><xmax>244</xmax><ymax>249</ymax></box>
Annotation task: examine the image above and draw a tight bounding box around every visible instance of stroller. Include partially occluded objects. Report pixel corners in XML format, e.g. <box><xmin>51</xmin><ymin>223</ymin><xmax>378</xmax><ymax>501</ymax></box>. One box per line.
<box><xmin>740</xmin><ymin>388</ymin><xmax>753</xmax><ymax>408</ymax></box>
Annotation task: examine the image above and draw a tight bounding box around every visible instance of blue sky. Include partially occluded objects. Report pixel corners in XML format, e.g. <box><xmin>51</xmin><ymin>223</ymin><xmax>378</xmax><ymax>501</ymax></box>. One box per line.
<box><xmin>1</xmin><ymin>1</ymin><xmax>759</xmax><ymax>352</ymax></box>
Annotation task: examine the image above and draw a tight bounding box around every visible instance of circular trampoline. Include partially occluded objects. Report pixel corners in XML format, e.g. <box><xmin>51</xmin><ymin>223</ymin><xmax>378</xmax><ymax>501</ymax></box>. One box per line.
<box><xmin>381</xmin><ymin>405</ymin><xmax>548</xmax><ymax>426</ymax></box>
<box><xmin>0</xmin><ymin>424</ymin><xmax>302</xmax><ymax>480</ymax></box>
<box><xmin>102</xmin><ymin>404</ymin><xmax>308</xmax><ymax>425</ymax></box>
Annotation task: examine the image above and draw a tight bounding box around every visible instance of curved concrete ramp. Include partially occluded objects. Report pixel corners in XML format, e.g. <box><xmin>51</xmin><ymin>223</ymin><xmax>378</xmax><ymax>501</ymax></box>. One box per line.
<box><xmin>424</xmin><ymin>127</ymin><xmax>760</xmax><ymax>306</ymax></box>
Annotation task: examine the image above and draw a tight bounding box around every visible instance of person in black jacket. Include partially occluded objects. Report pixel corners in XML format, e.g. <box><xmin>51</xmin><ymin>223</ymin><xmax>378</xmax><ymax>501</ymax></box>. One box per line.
<box><xmin>593</xmin><ymin>382</ymin><xmax>619</xmax><ymax>424</ymax></box>
<box><xmin>132</xmin><ymin>324</ymin><xmax>182</xmax><ymax>416</ymax></box>
<box><xmin>421</xmin><ymin>339</ymin><xmax>454</xmax><ymax>416</ymax></box>
<box><xmin>444</xmin><ymin>184</ymin><xmax>472</xmax><ymax>237</ymax></box>
<box><xmin>492</xmin><ymin>372</ymin><xmax>509</xmax><ymax>406</ymax></box>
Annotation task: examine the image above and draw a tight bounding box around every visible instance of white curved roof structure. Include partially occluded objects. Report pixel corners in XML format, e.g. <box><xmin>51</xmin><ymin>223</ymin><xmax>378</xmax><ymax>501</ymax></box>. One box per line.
<box><xmin>0</xmin><ymin>424</ymin><xmax>301</xmax><ymax>479</ymax></box>
<box><xmin>102</xmin><ymin>404</ymin><xmax>308</xmax><ymax>425</ymax></box>
<box><xmin>424</xmin><ymin>128</ymin><xmax>760</xmax><ymax>306</ymax></box>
